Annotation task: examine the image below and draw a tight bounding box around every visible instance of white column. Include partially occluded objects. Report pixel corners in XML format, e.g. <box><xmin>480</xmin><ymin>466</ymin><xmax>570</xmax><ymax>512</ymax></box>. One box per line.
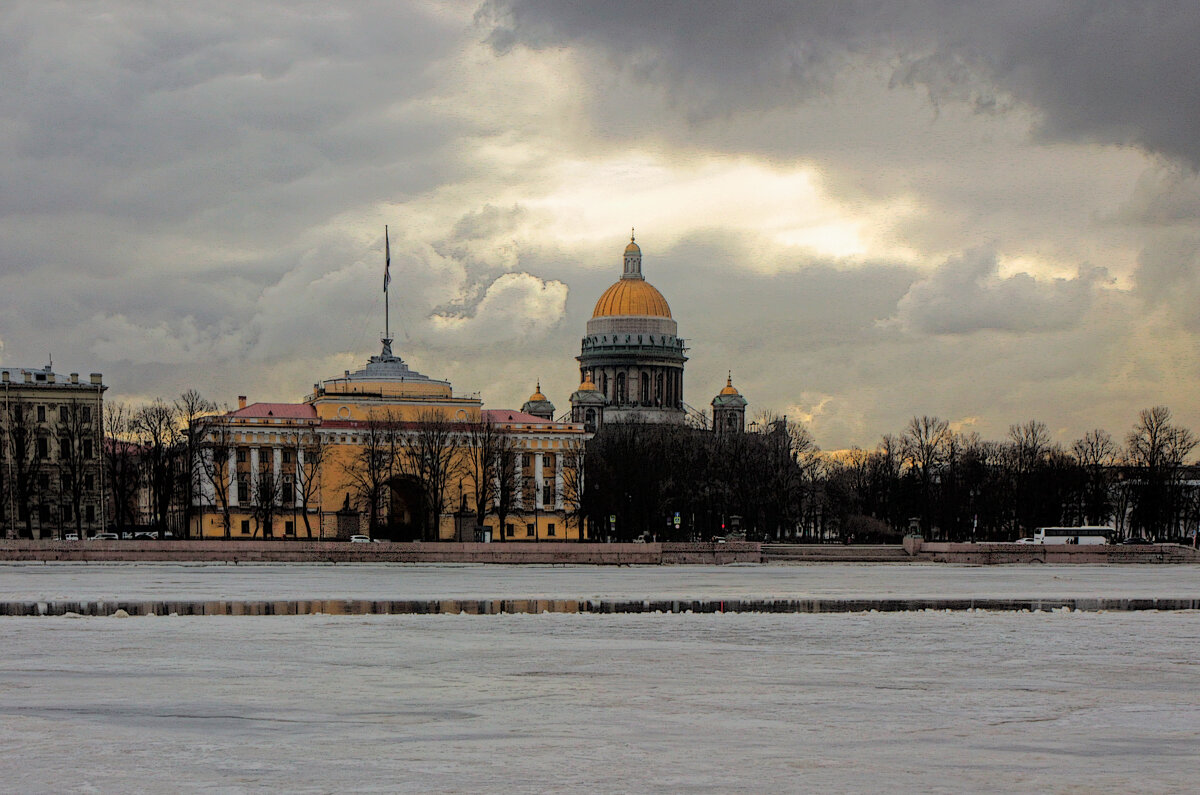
<box><xmin>272</xmin><ymin>447</ymin><xmax>282</xmax><ymax>497</ymax></box>
<box><xmin>534</xmin><ymin>452</ymin><xmax>544</xmax><ymax>509</ymax></box>
<box><xmin>555</xmin><ymin>452</ymin><xmax>564</xmax><ymax>511</ymax></box>
<box><xmin>514</xmin><ymin>451</ymin><xmax>523</xmax><ymax>510</ymax></box>
<box><xmin>249</xmin><ymin>447</ymin><xmax>259</xmax><ymax>505</ymax></box>
<box><xmin>228</xmin><ymin>448</ymin><xmax>239</xmax><ymax>507</ymax></box>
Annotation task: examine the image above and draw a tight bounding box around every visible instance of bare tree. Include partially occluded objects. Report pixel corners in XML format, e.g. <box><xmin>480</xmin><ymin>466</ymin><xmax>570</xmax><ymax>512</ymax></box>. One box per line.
<box><xmin>293</xmin><ymin>428</ymin><xmax>327</xmax><ymax>538</ymax></box>
<box><xmin>56</xmin><ymin>398</ymin><xmax>95</xmax><ymax>537</ymax></box>
<box><xmin>559</xmin><ymin>437</ymin><xmax>587</xmax><ymax>539</ymax></box>
<box><xmin>1072</xmin><ymin>429</ymin><xmax>1117</xmax><ymax>528</ymax></box>
<box><xmin>103</xmin><ymin>402</ymin><xmax>141</xmax><ymax>536</ymax></box>
<box><xmin>462</xmin><ymin>415</ymin><xmax>516</xmax><ymax>538</ymax></box>
<box><xmin>494</xmin><ymin>445</ymin><xmax>519</xmax><ymax>541</ymax></box>
<box><xmin>901</xmin><ymin>415</ymin><xmax>950</xmax><ymax>537</ymax></box>
<box><xmin>1125</xmin><ymin>406</ymin><xmax>1198</xmax><ymax>539</ymax></box>
<box><xmin>399</xmin><ymin>409</ymin><xmax>462</xmax><ymax>541</ymax></box>
<box><xmin>3</xmin><ymin>402</ymin><xmax>44</xmax><ymax>538</ymax></box>
<box><xmin>249</xmin><ymin>459</ymin><xmax>284</xmax><ymax>538</ymax></box>
<box><xmin>130</xmin><ymin>400</ymin><xmax>182</xmax><ymax>536</ymax></box>
<box><xmin>343</xmin><ymin>411</ymin><xmax>397</xmax><ymax>535</ymax></box>
<box><xmin>194</xmin><ymin>414</ymin><xmax>236</xmax><ymax>539</ymax></box>
<box><xmin>176</xmin><ymin>389</ymin><xmax>217</xmax><ymax>538</ymax></box>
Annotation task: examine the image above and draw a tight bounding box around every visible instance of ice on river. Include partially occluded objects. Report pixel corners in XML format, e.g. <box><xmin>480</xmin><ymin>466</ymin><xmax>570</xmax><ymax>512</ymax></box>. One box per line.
<box><xmin>3</xmin><ymin>560</ymin><xmax>1200</xmax><ymax>603</ymax></box>
<box><xmin>3</xmin><ymin>608</ymin><xmax>1199</xmax><ymax>793</ymax></box>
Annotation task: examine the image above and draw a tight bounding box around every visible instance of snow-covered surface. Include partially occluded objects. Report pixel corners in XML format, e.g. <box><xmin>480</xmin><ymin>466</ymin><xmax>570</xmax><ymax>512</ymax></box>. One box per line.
<box><xmin>1</xmin><ymin>561</ymin><xmax>1198</xmax><ymax>603</ymax></box>
<box><xmin>2</xmin><ymin>610</ymin><xmax>1198</xmax><ymax>792</ymax></box>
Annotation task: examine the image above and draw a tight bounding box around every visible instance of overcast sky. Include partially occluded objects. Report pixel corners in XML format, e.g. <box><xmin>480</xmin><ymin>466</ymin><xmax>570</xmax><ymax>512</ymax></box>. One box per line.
<box><xmin>3</xmin><ymin>1</ymin><xmax>1199</xmax><ymax>449</ymax></box>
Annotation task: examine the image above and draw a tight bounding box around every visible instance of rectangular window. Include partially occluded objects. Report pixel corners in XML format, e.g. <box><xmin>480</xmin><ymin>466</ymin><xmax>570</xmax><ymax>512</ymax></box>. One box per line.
<box><xmin>505</xmin><ymin>523</ymin><xmax>514</xmax><ymax>537</ymax></box>
<box><xmin>526</xmin><ymin>523</ymin><xmax>535</xmax><ymax>538</ymax></box>
<box><xmin>37</xmin><ymin>405</ymin><xmax>45</xmax><ymax>422</ymax></box>
<box><xmin>60</xmin><ymin>438</ymin><xmax>70</xmax><ymax>458</ymax></box>
<box><xmin>85</xmin><ymin>505</ymin><xmax>96</xmax><ymax>523</ymax></box>
<box><xmin>236</xmin><ymin>448</ymin><xmax>248</xmax><ymax>463</ymax></box>
<box><xmin>82</xmin><ymin>406</ymin><xmax>92</xmax><ymax>423</ymax></box>
<box><xmin>39</xmin><ymin>504</ymin><xmax>50</xmax><ymax>524</ymax></box>
<box><xmin>37</xmin><ymin>437</ymin><xmax>48</xmax><ymax>459</ymax></box>
<box><xmin>282</xmin><ymin>450</ymin><xmax>293</xmax><ymax>463</ymax></box>
<box><xmin>238</xmin><ymin>480</ymin><xmax>249</xmax><ymax>503</ymax></box>
<box><xmin>82</xmin><ymin>439</ymin><xmax>93</xmax><ymax>459</ymax></box>
<box><xmin>285</xmin><ymin>521</ymin><xmax>295</xmax><ymax>536</ymax></box>
<box><xmin>84</xmin><ymin>474</ymin><xmax>94</xmax><ymax>491</ymax></box>
<box><xmin>522</xmin><ymin>453</ymin><xmax>532</xmax><ymax>468</ymax></box>
<box><xmin>547</xmin><ymin>522</ymin><xmax>556</xmax><ymax>537</ymax></box>
<box><xmin>240</xmin><ymin>520</ymin><xmax>250</xmax><ymax>535</ymax></box>
<box><xmin>543</xmin><ymin>479</ymin><xmax>554</xmax><ymax>507</ymax></box>
<box><xmin>38</xmin><ymin>474</ymin><xmax>49</xmax><ymax>491</ymax></box>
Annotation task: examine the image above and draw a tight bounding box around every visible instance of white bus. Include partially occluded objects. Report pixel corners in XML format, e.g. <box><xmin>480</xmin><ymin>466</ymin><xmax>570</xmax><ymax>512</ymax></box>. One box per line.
<box><xmin>1033</xmin><ymin>526</ymin><xmax>1112</xmax><ymax>545</ymax></box>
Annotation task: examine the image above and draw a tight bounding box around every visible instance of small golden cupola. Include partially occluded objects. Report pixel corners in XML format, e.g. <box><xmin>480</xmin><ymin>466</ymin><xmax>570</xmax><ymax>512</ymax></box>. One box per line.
<box><xmin>521</xmin><ymin>380</ymin><xmax>556</xmax><ymax>421</ymax></box>
<box><xmin>712</xmin><ymin>371</ymin><xmax>748</xmax><ymax>435</ymax></box>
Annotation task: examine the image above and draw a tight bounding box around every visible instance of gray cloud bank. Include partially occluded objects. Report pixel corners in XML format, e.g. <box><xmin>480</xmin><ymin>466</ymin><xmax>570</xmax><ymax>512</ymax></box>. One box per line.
<box><xmin>1</xmin><ymin>2</ymin><xmax>1199</xmax><ymax>450</ymax></box>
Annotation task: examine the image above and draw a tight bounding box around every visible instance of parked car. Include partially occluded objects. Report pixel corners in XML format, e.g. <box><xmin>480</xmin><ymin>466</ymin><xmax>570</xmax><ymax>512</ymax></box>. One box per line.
<box><xmin>1121</xmin><ymin>536</ymin><xmax>1153</xmax><ymax>545</ymax></box>
<box><xmin>63</xmin><ymin>533</ymin><xmax>79</xmax><ymax>541</ymax></box>
<box><xmin>349</xmin><ymin>535</ymin><xmax>372</xmax><ymax>543</ymax></box>
<box><xmin>92</xmin><ymin>533</ymin><xmax>119</xmax><ymax>540</ymax></box>
<box><xmin>1015</xmin><ymin>537</ymin><xmax>1038</xmax><ymax>544</ymax></box>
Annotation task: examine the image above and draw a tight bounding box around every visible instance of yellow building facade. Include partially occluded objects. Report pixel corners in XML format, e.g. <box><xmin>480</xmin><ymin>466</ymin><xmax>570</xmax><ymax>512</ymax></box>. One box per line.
<box><xmin>190</xmin><ymin>341</ymin><xmax>587</xmax><ymax>541</ymax></box>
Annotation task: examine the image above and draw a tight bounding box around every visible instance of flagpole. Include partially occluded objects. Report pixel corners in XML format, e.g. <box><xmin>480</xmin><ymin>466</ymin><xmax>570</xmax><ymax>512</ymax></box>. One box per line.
<box><xmin>384</xmin><ymin>225</ymin><xmax>390</xmax><ymax>343</ymax></box>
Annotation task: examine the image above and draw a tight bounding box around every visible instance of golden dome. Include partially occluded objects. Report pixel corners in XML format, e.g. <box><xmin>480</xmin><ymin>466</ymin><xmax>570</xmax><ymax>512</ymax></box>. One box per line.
<box><xmin>577</xmin><ymin>372</ymin><xmax>598</xmax><ymax>391</ymax></box>
<box><xmin>592</xmin><ymin>278</ymin><xmax>672</xmax><ymax>318</ymax></box>
<box><xmin>719</xmin><ymin>372</ymin><xmax>740</xmax><ymax>396</ymax></box>
<box><xmin>529</xmin><ymin>380</ymin><xmax>547</xmax><ymax>402</ymax></box>
<box><xmin>625</xmin><ymin>240</ymin><xmax>641</xmax><ymax>254</ymax></box>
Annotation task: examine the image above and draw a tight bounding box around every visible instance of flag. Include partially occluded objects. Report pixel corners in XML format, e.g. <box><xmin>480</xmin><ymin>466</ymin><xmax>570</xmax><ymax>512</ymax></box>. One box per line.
<box><xmin>384</xmin><ymin>225</ymin><xmax>391</xmax><ymax>292</ymax></box>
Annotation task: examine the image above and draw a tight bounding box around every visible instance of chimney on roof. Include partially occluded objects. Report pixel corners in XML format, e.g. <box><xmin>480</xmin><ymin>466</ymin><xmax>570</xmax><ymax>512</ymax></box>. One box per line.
<box><xmin>1</xmin><ymin>371</ymin><xmax>8</xmax><ymax>383</ymax></box>
<box><xmin>24</xmin><ymin>372</ymin><xmax>32</xmax><ymax>383</ymax></box>
<box><xmin>47</xmin><ymin>372</ymin><xmax>56</xmax><ymax>384</ymax></box>
<box><xmin>90</xmin><ymin>373</ymin><xmax>102</xmax><ymax>385</ymax></box>
<box><xmin>238</xmin><ymin>395</ymin><xmax>247</xmax><ymax>409</ymax></box>
<box><xmin>70</xmin><ymin>373</ymin><xmax>79</xmax><ymax>384</ymax></box>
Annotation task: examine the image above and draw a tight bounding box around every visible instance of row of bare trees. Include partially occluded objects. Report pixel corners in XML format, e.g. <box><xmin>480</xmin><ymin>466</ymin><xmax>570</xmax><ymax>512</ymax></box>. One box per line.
<box><xmin>343</xmin><ymin>409</ymin><xmax>531</xmax><ymax>540</ymax></box>
<box><xmin>821</xmin><ymin>406</ymin><xmax>1199</xmax><ymax>542</ymax></box>
<box><xmin>574</xmin><ymin>406</ymin><xmax>1199</xmax><ymax>543</ymax></box>
<box><xmin>579</xmin><ymin>414</ymin><xmax>818</xmax><ymax>541</ymax></box>
<box><xmin>2</xmin><ymin>396</ymin><xmax>103</xmax><ymax>537</ymax></box>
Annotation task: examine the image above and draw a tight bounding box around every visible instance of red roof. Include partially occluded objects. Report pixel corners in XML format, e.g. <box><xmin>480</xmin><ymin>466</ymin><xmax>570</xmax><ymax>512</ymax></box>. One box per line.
<box><xmin>227</xmin><ymin>402</ymin><xmax>317</xmax><ymax>419</ymax></box>
<box><xmin>483</xmin><ymin>409</ymin><xmax>551</xmax><ymax>424</ymax></box>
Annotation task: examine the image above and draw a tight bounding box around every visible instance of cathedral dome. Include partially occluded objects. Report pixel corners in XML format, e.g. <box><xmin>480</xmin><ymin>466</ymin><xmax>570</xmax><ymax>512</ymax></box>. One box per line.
<box><xmin>719</xmin><ymin>373</ymin><xmax>740</xmax><ymax>396</ymax></box>
<box><xmin>592</xmin><ymin>279</ymin><xmax>672</xmax><ymax>318</ymax></box>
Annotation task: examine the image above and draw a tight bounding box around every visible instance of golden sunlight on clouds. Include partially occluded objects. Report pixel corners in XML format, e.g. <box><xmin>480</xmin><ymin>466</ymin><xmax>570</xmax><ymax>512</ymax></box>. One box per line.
<box><xmin>524</xmin><ymin>153</ymin><xmax>877</xmax><ymax>263</ymax></box>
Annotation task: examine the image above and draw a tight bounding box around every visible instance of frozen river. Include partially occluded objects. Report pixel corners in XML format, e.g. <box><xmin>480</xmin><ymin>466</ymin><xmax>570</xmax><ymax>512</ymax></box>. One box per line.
<box><xmin>2</xmin><ymin>564</ymin><xmax>1198</xmax><ymax>792</ymax></box>
<box><xmin>3</xmin><ymin>611</ymin><xmax>1198</xmax><ymax>793</ymax></box>
<box><xmin>3</xmin><ymin>561</ymin><xmax>1199</xmax><ymax>603</ymax></box>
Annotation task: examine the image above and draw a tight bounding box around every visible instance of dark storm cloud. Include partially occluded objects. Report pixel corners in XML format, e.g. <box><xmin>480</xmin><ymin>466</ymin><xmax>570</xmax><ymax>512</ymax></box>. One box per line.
<box><xmin>481</xmin><ymin>1</ymin><xmax>1200</xmax><ymax>166</ymax></box>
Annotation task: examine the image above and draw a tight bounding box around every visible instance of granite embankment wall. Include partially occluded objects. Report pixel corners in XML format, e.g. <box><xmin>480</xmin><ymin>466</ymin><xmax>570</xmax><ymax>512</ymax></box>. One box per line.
<box><xmin>0</xmin><ymin>539</ymin><xmax>760</xmax><ymax>565</ymax></box>
<box><xmin>903</xmin><ymin>536</ymin><xmax>1200</xmax><ymax>564</ymax></box>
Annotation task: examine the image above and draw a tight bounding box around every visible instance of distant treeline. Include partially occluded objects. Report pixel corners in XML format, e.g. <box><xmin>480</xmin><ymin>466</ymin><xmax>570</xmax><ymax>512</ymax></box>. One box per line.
<box><xmin>578</xmin><ymin>407</ymin><xmax>1199</xmax><ymax>543</ymax></box>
